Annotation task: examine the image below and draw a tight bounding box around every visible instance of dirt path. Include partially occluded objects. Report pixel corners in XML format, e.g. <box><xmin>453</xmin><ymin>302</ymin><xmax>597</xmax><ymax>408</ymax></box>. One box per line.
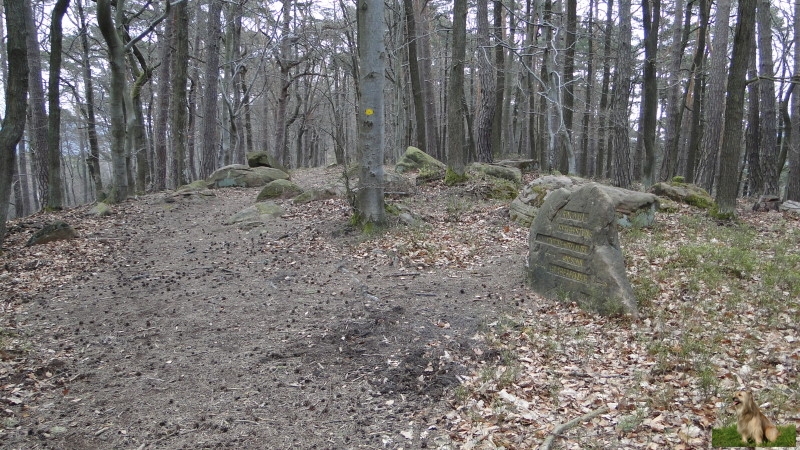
<box><xmin>4</xmin><ymin>178</ymin><xmax>525</xmax><ymax>449</ymax></box>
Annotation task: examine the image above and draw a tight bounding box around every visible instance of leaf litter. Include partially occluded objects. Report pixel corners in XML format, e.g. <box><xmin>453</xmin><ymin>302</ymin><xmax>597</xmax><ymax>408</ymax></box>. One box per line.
<box><xmin>0</xmin><ymin>167</ymin><xmax>798</xmax><ymax>448</ymax></box>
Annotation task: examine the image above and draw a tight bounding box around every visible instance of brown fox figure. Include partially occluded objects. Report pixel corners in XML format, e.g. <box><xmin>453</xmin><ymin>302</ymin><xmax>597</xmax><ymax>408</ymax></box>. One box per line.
<box><xmin>733</xmin><ymin>390</ymin><xmax>779</xmax><ymax>445</ymax></box>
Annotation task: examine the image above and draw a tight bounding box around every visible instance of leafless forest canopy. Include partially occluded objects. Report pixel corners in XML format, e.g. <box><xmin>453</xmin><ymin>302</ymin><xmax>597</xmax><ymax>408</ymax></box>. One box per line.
<box><xmin>3</xmin><ymin>0</ymin><xmax>800</xmax><ymax>221</ymax></box>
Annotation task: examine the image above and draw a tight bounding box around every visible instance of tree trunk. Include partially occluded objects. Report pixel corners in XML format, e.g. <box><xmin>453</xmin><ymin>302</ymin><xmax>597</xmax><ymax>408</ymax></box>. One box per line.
<box><xmin>97</xmin><ymin>0</ymin><xmax>129</xmax><ymax>202</ymax></box>
<box><xmin>153</xmin><ymin>11</ymin><xmax>173</xmax><ymax>192</ymax></box>
<box><xmin>475</xmin><ymin>0</ymin><xmax>495</xmax><ymax>163</ymax></box>
<box><xmin>355</xmin><ymin>0</ymin><xmax>386</xmax><ymax>226</ymax></box>
<box><xmin>0</xmin><ymin>0</ymin><xmax>28</xmax><ymax>243</ymax></box>
<box><xmin>596</xmin><ymin>0</ymin><xmax>614</xmax><ymax>178</ymax></box>
<box><xmin>415</xmin><ymin>0</ymin><xmax>440</xmax><ymax>160</ymax></box>
<box><xmin>698</xmin><ymin>0</ymin><xmax>731</xmax><ymax>191</ymax></box>
<box><xmin>639</xmin><ymin>0</ymin><xmax>660</xmax><ymax>188</ymax></box>
<box><xmin>200</xmin><ymin>0</ymin><xmax>222</xmax><ymax>178</ymax></box>
<box><xmin>790</xmin><ymin>0</ymin><xmax>800</xmax><ymax>201</ymax></box>
<box><xmin>757</xmin><ymin>0</ymin><xmax>779</xmax><ymax>196</ymax></box>
<box><xmin>579</xmin><ymin>0</ymin><xmax>594</xmax><ymax>176</ymax></box>
<box><xmin>745</xmin><ymin>41</ymin><xmax>761</xmax><ymax>196</ymax></box>
<box><xmin>275</xmin><ymin>0</ymin><xmax>293</xmax><ymax>167</ymax></box>
<box><xmin>660</xmin><ymin>0</ymin><xmax>691</xmax><ymax>181</ymax></box>
<box><xmin>403</xmin><ymin>0</ymin><xmax>426</xmax><ymax>151</ymax></box>
<box><xmin>685</xmin><ymin>0</ymin><xmax>708</xmax><ymax>184</ymax></box>
<box><xmin>23</xmin><ymin>0</ymin><xmax>48</xmax><ymax>208</ymax></box>
<box><xmin>715</xmin><ymin>0</ymin><xmax>756</xmax><ymax>217</ymax></box>
<box><xmin>46</xmin><ymin>0</ymin><xmax>69</xmax><ymax>209</ymax></box>
<box><xmin>171</xmin><ymin>1</ymin><xmax>189</xmax><ymax>186</ymax></box>
<box><xmin>77</xmin><ymin>0</ymin><xmax>103</xmax><ymax>198</ymax></box>
<box><xmin>447</xmin><ymin>0</ymin><xmax>468</xmax><ymax>179</ymax></box>
<box><xmin>611</xmin><ymin>0</ymin><xmax>633</xmax><ymax>188</ymax></box>
<box><xmin>560</xmin><ymin>0</ymin><xmax>577</xmax><ymax>173</ymax></box>
<box><xmin>491</xmin><ymin>0</ymin><xmax>504</xmax><ymax>161</ymax></box>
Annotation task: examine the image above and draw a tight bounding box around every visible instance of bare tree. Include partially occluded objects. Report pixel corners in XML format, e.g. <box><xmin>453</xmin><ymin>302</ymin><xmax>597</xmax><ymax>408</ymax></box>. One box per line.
<box><xmin>716</xmin><ymin>0</ymin><xmax>756</xmax><ymax>217</ymax></box>
<box><xmin>610</xmin><ymin>0</ymin><xmax>633</xmax><ymax>188</ymax></box>
<box><xmin>200</xmin><ymin>0</ymin><xmax>223</xmax><ymax>178</ymax></box>
<box><xmin>475</xmin><ymin>0</ymin><xmax>495</xmax><ymax>163</ymax></box>
<box><xmin>446</xmin><ymin>0</ymin><xmax>468</xmax><ymax>181</ymax></box>
<box><xmin>76</xmin><ymin>0</ymin><xmax>103</xmax><ymax>198</ymax></box>
<box><xmin>757</xmin><ymin>0</ymin><xmax>779</xmax><ymax>196</ymax></box>
<box><xmin>45</xmin><ymin>0</ymin><xmax>69</xmax><ymax>209</ymax></box>
<box><xmin>171</xmin><ymin>1</ymin><xmax>190</xmax><ymax>187</ymax></box>
<box><xmin>0</xmin><ymin>0</ymin><xmax>29</xmax><ymax>243</ymax></box>
<box><xmin>789</xmin><ymin>0</ymin><xmax>800</xmax><ymax>201</ymax></box>
<box><xmin>659</xmin><ymin>0</ymin><xmax>690</xmax><ymax>182</ymax></box>
<box><xmin>355</xmin><ymin>0</ymin><xmax>385</xmax><ymax>226</ymax></box>
<box><xmin>639</xmin><ymin>0</ymin><xmax>660</xmax><ymax>188</ymax></box>
<box><xmin>23</xmin><ymin>0</ymin><xmax>48</xmax><ymax>207</ymax></box>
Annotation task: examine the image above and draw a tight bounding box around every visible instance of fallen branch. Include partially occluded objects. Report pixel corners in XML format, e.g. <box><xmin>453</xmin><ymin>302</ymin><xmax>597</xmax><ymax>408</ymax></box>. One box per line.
<box><xmin>538</xmin><ymin>405</ymin><xmax>609</xmax><ymax>450</ymax></box>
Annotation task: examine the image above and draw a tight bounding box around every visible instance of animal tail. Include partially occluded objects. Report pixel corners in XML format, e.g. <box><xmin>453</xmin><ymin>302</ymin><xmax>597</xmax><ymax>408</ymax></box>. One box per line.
<box><xmin>765</xmin><ymin>425</ymin><xmax>779</xmax><ymax>442</ymax></box>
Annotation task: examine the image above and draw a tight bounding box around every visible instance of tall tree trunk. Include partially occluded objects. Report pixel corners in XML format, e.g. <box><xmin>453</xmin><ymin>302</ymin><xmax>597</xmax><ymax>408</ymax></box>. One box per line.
<box><xmin>715</xmin><ymin>0</ymin><xmax>756</xmax><ymax>217</ymax></box>
<box><xmin>475</xmin><ymin>0</ymin><xmax>495</xmax><ymax>163</ymax></box>
<box><xmin>76</xmin><ymin>0</ymin><xmax>103</xmax><ymax>198</ymax></box>
<box><xmin>0</xmin><ymin>0</ymin><xmax>28</xmax><ymax>243</ymax></box>
<box><xmin>200</xmin><ymin>0</ymin><xmax>222</xmax><ymax>178</ymax></box>
<box><xmin>757</xmin><ymin>0</ymin><xmax>779</xmax><ymax>196</ymax></box>
<box><xmin>355</xmin><ymin>0</ymin><xmax>385</xmax><ymax>226</ymax></box>
<box><xmin>97</xmin><ymin>0</ymin><xmax>129</xmax><ymax>202</ymax></box>
<box><xmin>23</xmin><ymin>0</ymin><xmax>48</xmax><ymax>208</ymax></box>
<box><xmin>611</xmin><ymin>0</ymin><xmax>633</xmax><ymax>188</ymax></box>
<box><xmin>415</xmin><ymin>0</ymin><xmax>440</xmax><ymax>159</ymax></box>
<box><xmin>579</xmin><ymin>0</ymin><xmax>594</xmax><ymax>176</ymax></box>
<box><xmin>560</xmin><ymin>0</ymin><xmax>577</xmax><ymax>173</ymax></box>
<box><xmin>446</xmin><ymin>0</ymin><xmax>468</xmax><ymax>179</ymax></box>
<box><xmin>170</xmin><ymin>1</ymin><xmax>189</xmax><ymax>186</ymax></box>
<box><xmin>491</xmin><ymin>0</ymin><xmax>504</xmax><ymax>161</ymax></box>
<box><xmin>596</xmin><ymin>0</ymin><xmax>614</xmax><ymax>178</ymax></box>
<box><xmin>639</xmin><ymin>0</ymin><xmax>660</xmax><ymax>187</ymax></box>
<box><xmin>698</xmin><ymin>0</ymin><xmax>731</xmax><ymax>191</ymax></box>
<box><xmin>790</xmin><ymin>0</ymin><xmax>800</xmax><ymax>201</ymax></box>
<box><xmin>17</xmin><ymin>140</ymin><xmax>31</xmax><ymax>215</ymax></box>
<box><xmin>403</xmin><ymin>0</ymin><xmax>426</xmax><ymax>151</ymax></box>
<box><xmin>275</xmin><ymin>0</ymin><xmax>293</xmax><ymax>167</ymax></box>
<box><xmin>660</xmin><ymin>0</ymin><xmax>691</xmax><ymax>181</ymax></box>
<box><xmin>685</xmin><ymin>0</ymin><xmax>708</xmax><ymax>184</ymax></box>
<box><xmin>153</xmin><ymin>12</ymin><xmax>173</xmax><ymax>192</ymax></box>
<box><xmin>745</xmin><ymin>42</ymin><xmax>761</xmax><ymax>196</ymax></box>
<box><xmin>46</xmin><ymin>0</ymin><xmax>69</xmax><ymax>209</ymax></box>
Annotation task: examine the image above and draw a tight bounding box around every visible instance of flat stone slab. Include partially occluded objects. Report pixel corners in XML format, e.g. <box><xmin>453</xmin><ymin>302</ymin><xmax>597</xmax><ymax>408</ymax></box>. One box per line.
<box><xmin>526</xmin><ymin>183</ymin><xmax>638</xmax><ymax>318</ymax></box>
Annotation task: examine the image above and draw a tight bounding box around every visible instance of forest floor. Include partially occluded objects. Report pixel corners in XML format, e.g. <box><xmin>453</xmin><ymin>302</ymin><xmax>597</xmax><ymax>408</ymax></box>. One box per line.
<box><xmin>0</xmin><ymin>166</ymin><xmax>798</xmax><ymax>450</ymax></box>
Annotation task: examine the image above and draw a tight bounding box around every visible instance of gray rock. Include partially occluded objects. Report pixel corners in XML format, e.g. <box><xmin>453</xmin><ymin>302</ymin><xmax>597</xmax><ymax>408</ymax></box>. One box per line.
<box><xmin>649</xmin><ymin>182</ymin><xmax>713</xmax><ymax>209</ymax></box>
<box><xmin>510</xmin><ymin>175</ymin><xmax>584</xmax><ymax>227</ymax></box>
<box><xmin>26</xmin><ymin>221</ymin><xmax>78</xmax><ymax>247</ymax></box>
<box><xmin>780</xmin><ymin>200</ymin><xmax>800</xmax><ymax>215</ymax></box>
<box><xmin>293</xmin><ymin>187</ymin><xmax>340</xmax><ymax>204</ymax></box>
<box><xmin>395</xmin><ymin>146</ymin><xmax>446</xmax><ymax>174</ymax></box>
<box><xmin>495</xmin><ymin>159</ymin><xmax>537</xmax><ymax>173</ymax></box>
<box><xmin>207</xmin><ymin>164</ymin><xmax>289</xmax><ymax>188</ymax></box>
<box><xmin>256</xmin><ymin>179</ymin><xmax>304</xmax><ymax>201</ymax></box>
<box><xmin>468</xmin><ymin>163</ymin><xmax>522</xmax><ymax>183</ymax></box>
<box><xmin>223</xmin><ymin>202</ymin><xmax>286</xmax><ymax>227</ymax></box>
<box><xmin>89</xmin><ymin>202</ymin><xmax>111</xmax><ymax>217</ymax></box>
<box><xmin>527</xmin><ymin>183</ymin><xmax>638</xmax><ymax>318</ymax></box>
<box><xmin>246</xmin><ymin>151</ymin><xmax>288</xmax><ymax>172</ymax></box>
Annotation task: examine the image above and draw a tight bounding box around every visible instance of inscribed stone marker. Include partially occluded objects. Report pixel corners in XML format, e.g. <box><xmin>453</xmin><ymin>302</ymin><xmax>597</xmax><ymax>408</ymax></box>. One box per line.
<box><xmin>526</xmin><ymin>183</ymin><xmax>639</xmax><ymax>318</ymax></box>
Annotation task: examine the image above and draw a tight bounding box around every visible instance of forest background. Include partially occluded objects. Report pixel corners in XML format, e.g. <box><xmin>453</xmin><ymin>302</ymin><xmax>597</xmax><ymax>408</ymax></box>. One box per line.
<box><xmin>1</xmin><ymin>0</ymin><xmax>800</xmax><ymax>238</ymax></box>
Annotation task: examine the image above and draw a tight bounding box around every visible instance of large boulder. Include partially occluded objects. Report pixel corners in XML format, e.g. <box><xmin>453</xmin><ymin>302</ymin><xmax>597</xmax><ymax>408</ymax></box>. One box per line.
<box><xmin>780</xmin><ymin>200</ymin><xmax>800</xmax><ymax>216</ymax></box>
<box><xmin>223</xmin><ymin>202</ymin><xmax>286</xmax><ymax>228</ymax></box>
<box><xmin>293</xmin><ymin>187</ymin><xmax>340</xmax><ymax>204</ymax></box>
<box><xmin>510</xmin><ymin>175</ymin><xmax>584</xmax><ymax>227</ymax></box>
<box><xmin>256</xmin><ymin>179</ymin><xmax>304</xmax><ymax>201</ymax></box>
<box><xmin>527</xmin><ymin>183</ymin><xmax>639</xmax><ymax>318</ymax></box>
<box><xmin>395</xmin><ymin>146</ymin><xmax>446</xmax><ymax>175</ymax></box>
<box><xmin>26</xmin><ymin>221</ymin><xmax>77</xmax><ymax>247</ymax></box>
<box><xmin>468</xmin><ymin>162</ymin><xmax>522</xmax><ymax>183</ymax></box>
<box><xmin>207</xmin><ymin>164</ymin><xmax>289</xmax><ymax>188</ymax></box>
<box><xmin>495</xmin><ymin>158</ymin><xmax>537</xmax><ymax>173</ymax></box>
<box><xmin>649</xmin><ymin>181</ymin><xmax>713</xmax><ymax>209</ymax></box>
<box><xmin>247</xmin><ymin>152</ymin><xmax>287</xmax><ymax>172</ymax></box>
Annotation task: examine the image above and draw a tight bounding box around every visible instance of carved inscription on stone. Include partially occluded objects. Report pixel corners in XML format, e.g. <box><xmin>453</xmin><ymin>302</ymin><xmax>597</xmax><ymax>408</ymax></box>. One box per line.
<box><xmin>526</xmin><ymin>183</ymin><xmax>638</xmax><ymax>318</ymax></box>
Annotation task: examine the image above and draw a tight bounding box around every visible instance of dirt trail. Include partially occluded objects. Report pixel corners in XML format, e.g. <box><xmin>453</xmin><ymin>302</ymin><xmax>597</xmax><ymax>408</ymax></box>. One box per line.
<box><xmin>4</xmin><ymin>181</ymin><xmax>525</xmax><ymax>449</ymax></box>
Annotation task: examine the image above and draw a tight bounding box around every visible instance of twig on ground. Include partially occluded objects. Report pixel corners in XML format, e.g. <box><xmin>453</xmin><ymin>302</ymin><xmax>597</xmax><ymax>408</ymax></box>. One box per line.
<box><xmin>538</xmin><ymin>405</ymin><xmax>609</xmax><ymax>450</ymax></box>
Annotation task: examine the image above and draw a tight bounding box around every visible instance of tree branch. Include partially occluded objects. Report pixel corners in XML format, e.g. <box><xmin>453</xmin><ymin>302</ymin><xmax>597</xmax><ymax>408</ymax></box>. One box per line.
<box><xmin>538</xmin><ymin>405</ymin><xmax>609</xmax><ymax>450</ymax></box>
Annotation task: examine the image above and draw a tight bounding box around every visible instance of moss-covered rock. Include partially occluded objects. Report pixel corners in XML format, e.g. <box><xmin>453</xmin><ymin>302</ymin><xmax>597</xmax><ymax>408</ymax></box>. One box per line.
<box><xmin>246</xmin><ymin>152</ymin><xmax>287</xmax><ymax>172</ymax></box>
<box><xmin>208</xmin><ymin>164</ymin><xmax>289</xmax><ymax>188</ymax></box>
<box><xmin>256</xmin><ymin>179</ymin><xmax>304</xmax><ymax>201</ymax></box>
<box><xmin>510</xmin><ymin>175</ymin><xmax>584</xmax><ymax>227</ymax></box>
<box><xmin>396</xmin><ymin>146</ymin><xmax>446</xmax><ymax>174</ymax></box>
<box><xmin>649</xmin><ymin>181</ymin><xmax>714</xmax><ymax>209</ymax></box>
<box><xmin>89</xmin><ymin>202</ymin><xmax>111</xmax><ymax>217</ymax></box>
<box><xmin>223</xmin><ymin>202</ymin><xmax>286</xmax><ymax>226</ymax></box>
<box><xmin>468</xmin><ymin>162</ymin><xmax>522</xmax><ymax>183</ymax></box>
<box><xmin>26</xmin><ymin>221</ymin><xmax>77</xmax><ymax>246</ymax></box>
<box><xmin>293</xmin><ymin>187</ymin><xmax>339</xmax><ymax>204</ymax></box>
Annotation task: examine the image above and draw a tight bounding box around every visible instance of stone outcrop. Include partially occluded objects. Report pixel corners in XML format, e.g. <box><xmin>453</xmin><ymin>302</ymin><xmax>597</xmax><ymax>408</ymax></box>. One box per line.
<box><xmin>510</xmin><ymin>176</ymin><xmax>584</xmax><ymax>227</ymax></box>
<box><xmin>223</xmin><ymin>202</ymin><xmax>286</xmax><ymax>229</ymax></box>
<box><xmin>468</xmin><ymin>163</ymin><xmax>522</xmax><ymax>183</ymax></box>
<box><xmin>246</xmin><ymin>152</ymin><xmax>287</xmax><ymax>173</ymax></box>
<box><xmin>26</xmin><ymin>221</ymin><xmax>77</xmax><ymax>247</ymax></box>
<box><xmin>207</xmin><ymin>164</ymin><xmax>289</xmax><ymax>188</ymax></box>
<box><xmin>395</xmin><ymin>147</ymin><xmax>446</xmax><ymax>175</ymax></box>
<box><xmin>649</xmin><ymin>181</ymin><xmax>713</xmax><ymax>209</ymax></box>
<box><xmin>527</xmin><ymin>183</ymin><xmax>639</xmax><ymax>318</ymax></box>
<box><xmin>256</xmin><ymin>179</ymin><xmax>304</xmax><ymax>201</ymax></box>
